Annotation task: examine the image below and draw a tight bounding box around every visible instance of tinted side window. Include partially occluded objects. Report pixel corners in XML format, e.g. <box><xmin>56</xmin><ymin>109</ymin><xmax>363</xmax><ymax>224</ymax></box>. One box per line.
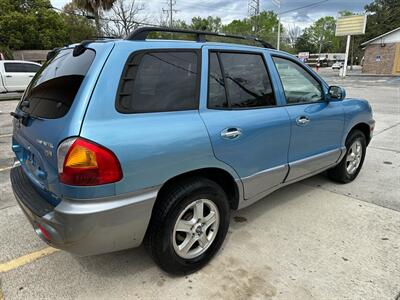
<box><xmin>4</xmin><ymin>63</ymin><xmax>25</xmax><ymax>73</ymax></box>
<box><xmin>117</xmin><ymin>51</ymin><xmax>199</xmax><ymax>113</ymax></box>
<box><xmin>208</xmin><ymin>52</ymin><xmax>228</xmax><ymax>108</ymax></box>
<box><xmin>219</xmin><ymin>52</ymin><xmax>275</xmax><ymax>108</ymax></box>
<box><xmin>272</xmin><ymin>57</ymin><xmax>323</xmax><ymax>104</ymax></box>
<box><xmin>24</xmin><ymin>63</ymin><xmax>41</xmax><ymax>73</ymax></box>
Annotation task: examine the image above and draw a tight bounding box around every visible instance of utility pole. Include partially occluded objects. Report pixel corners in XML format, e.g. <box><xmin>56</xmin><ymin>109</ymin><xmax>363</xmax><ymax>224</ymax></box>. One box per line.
<box><xmin>163</xmin><ymin>0</ymin><xmax>178</xmax><ymax>28</ymax></box>
<box><xmin>273</xmin><ymin>0</ymin><xmax>281</xmax><ymax>50</ymax></box>
<box><xmin>248</xmin><ymin>0</ymin><xmax>260</xmax><ymax>35</ymax></box>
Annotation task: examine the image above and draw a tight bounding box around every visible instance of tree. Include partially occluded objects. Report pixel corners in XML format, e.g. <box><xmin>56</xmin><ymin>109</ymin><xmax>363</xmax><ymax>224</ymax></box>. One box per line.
<box><xmin>295</xmin><ymin>16</ymin><xmax>346</xmax><ymax>54</ymax></box>
<box><xmin>73</xmin><ymin>0</ymin><xmax>117</xmax><ymax>35</ymax></box>
<box><xmin>286</xmin><ymin>25</ymin><xmax>301</xmax><ymax>47</ymax></box>
<box><xmin>102</xmin><ymin>0</ymin><xmax>146</xmax><ymax>38</ymax></box>
<box><xmin>0</xmin><ymin>0</ymin><xmax>68</xmax><ymax>50</ymax></box>
<box><xmin>190</xmin><ymin>16</ymin><xmax>222</xmax><ymax>32</ymax></box>
<box><xmin>364</xmin><ymin>0</ymin><xmax>400</xmax><ymax>41</ymax></box>
<box><xmin>223</xmin><ymin>11</ymin><xmax>280</xmax><ymax>47</ymax></box>
<box><xmin>62</xmin><ymin>2</ymin><xmax>97</xmax><ymax>42</ymax></box>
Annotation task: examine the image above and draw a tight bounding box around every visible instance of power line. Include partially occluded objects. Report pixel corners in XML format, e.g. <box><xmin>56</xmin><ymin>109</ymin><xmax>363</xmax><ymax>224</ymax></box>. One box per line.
<box><xmin>163</xmin><ymin>0</ymin><xmax>179</xmax><ymax>28</ymax></box>
<box><xmin>280</xmin><ymin>0</ymin><xmax>331</xmax><ymax>16</ymax></box>
<box><xmin>248</xmin><ymin>0</ymin><xmax>260</xmax><ymax>33</ymax></box>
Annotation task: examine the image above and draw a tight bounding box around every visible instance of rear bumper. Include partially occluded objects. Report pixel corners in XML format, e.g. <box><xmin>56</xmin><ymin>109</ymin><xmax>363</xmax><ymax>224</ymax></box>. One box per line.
<box><xmin>11</xmin><ymin>166</ymin><xmax>157</xmax><ymax>256</ymax></box>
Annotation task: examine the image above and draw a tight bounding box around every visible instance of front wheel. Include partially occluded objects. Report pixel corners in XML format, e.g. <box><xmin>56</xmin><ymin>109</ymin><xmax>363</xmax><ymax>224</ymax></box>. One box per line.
<box><xmin>328</xmin><ymin>129</ymin><xmax>367</xmax><ymax>183</ymax></box>
<box><xmin>145</xmin><ymin>177</ymin><xmax>230</xmax><ymax>275</ymax></box>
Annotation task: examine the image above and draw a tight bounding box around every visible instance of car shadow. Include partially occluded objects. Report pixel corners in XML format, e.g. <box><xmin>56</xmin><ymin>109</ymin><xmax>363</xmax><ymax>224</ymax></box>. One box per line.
<box><xmin>72</xmin><ymin>174</ymin><xmax>328</xmax><ymax>278</ymax></box>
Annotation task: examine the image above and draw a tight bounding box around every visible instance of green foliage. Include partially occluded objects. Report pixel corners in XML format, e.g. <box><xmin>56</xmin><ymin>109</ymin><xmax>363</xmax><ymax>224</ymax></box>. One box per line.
<box><xmin>295</xmin><ymin>16</ymin><xmax>346</xmax><ymax>53</ymax></box>
<box><xmin>364</xmin><ymin>0</ymin><xmax>400</xmax><ymax>41</ymax></box>
<box><xmin>73</xmin><ymin>0</ymin><xmax>117</xmax><ymax>34</ymax></box>
<box><xmin>0</xmin><ymin>0</ymin><xmax>96</xmax><ymax>50</ymax></box>
<box><xmin>0</xmin><ymin>44</ymin><xmax>13</xmax><ymax>59</ymax></box>
<box><xmin>223</xmin><ymin>11</ymin><xmax>280</xmax><ymax>47</ymax></box>
<box><xmin>63</xmin><ymin>2</ymin><xmax>97</xmax><ymax>43</ymax></box>
<box><xmin>0</xmin><ymin>0</ymin><xmax>68</xmax><ymax>50</ymax></box>
<box><xmin>190</xmin><ymin>16</ymin><xmax>222</xmax><ymax>32</ymax></box>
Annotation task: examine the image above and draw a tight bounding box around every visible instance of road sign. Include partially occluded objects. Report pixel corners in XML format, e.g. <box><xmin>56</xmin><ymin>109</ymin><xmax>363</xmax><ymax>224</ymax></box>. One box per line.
<box><xmin>335</xmin><ymin>15</ymin><xmax>367</xmax><ymax>37</ymax></box>
<box><xmin>335</xmin><ymin>14</ymin><xmax>367</xmax><ymax>78</ymax></box>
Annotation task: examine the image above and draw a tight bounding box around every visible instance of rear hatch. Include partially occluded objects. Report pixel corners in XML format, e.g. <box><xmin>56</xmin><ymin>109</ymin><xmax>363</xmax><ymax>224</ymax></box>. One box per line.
<box><xmin>11</xmin><ymin>44</ymin><xmax>110</xmax><ymax>205</ymax></box>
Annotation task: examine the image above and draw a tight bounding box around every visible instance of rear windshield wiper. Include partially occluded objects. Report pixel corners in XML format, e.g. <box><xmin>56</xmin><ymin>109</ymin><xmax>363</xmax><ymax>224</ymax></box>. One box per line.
<box><xmin>10</xmin><ymin>109</ymin><xmax>43</xmax><ymax>126</ymax></box>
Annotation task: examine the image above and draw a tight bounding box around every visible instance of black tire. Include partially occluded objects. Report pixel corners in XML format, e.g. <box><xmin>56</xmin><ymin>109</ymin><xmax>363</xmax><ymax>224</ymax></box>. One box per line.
<box><xmin>144</xmin><ymin>177</ymin><xmax>230</xmax><ymax>275</ymax></box>
<box><xmin>328</xmin><ymin>129</ymin><xmax>367</xmax><ymax>183</ymax></box>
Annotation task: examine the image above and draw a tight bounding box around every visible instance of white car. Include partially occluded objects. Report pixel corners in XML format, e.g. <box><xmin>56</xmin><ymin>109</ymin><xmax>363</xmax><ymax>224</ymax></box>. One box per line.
<box><xmin>332</xmin><ymin>62</ymin><xmax>344</xmax><ymax>70</ymax></box>
<box><xmin>0</xmin><ymin>60</ymin><xmax>41</xmax><ymax>93</ymax></box>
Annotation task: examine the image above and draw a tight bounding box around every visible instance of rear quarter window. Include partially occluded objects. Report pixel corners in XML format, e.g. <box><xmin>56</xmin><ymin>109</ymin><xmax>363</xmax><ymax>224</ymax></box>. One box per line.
<box><xmin>116</xmin><ymin>50</ymin><xmax>200</xmax><ymax>113</ymax></box>
<box><xmin>19</xmin><ymin>48</ymin><xmax>95</xmax><ymax>119</ymax></box>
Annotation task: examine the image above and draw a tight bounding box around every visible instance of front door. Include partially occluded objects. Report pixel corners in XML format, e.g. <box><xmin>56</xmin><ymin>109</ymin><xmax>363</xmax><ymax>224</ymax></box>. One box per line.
<box><xmin>271</xmin><ymin>55</ymin><xmax>345</xmax><ymax>182</ymax></box>
<box><xmin>200</xmin><ymin>47</ymin><xmax>291</xmax><ymax>199</ymax></box>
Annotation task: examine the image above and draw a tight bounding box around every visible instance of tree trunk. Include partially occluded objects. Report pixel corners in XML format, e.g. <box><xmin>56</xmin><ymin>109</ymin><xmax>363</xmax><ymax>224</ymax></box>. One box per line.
<box><xmin>94</xmin><ymin>10</ymin><xmax>102</xmax><ymax>36</ymax></box>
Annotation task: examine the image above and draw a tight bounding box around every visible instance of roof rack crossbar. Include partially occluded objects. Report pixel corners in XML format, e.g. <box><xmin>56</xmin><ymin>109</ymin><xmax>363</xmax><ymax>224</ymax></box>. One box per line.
<box><xmin>126</xmin><ymin>26</ymin><xmax>275</xmax><ymax>49</ymax></box>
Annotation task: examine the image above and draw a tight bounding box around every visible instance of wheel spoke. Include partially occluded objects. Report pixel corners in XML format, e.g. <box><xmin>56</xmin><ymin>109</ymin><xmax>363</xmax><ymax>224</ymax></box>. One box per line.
<box><xmin>173</xmin><ymin>198</ymin><xmax>220</xmax><ymax>259</ymax></box>
<box><xmin>346</xmin><ymin>153</ymin><xmax>355</xmax><ymax>162</ymax></box>
<box><xmin>198</xmin><ymin>234</ymin><xmax>208</xmax><ymax>248</ymax></box>
<box><xmin>194</xmin><ymin>201</ymin><xmax>204</xmax><ymax>220</ymax></box>
<box><xmin>203</xmin><ymin>211</ymin><xmax>216</xmax><ymax>230</ymax></box>
<box><xmin>176</xmin><ymin>219</ymin><xmax>193</xmax><ymax>233</ymax></box>
<box><xmin>179</xmin><ymin>235</ymin><xmax>197</xmax><ymax>255</ymax></box>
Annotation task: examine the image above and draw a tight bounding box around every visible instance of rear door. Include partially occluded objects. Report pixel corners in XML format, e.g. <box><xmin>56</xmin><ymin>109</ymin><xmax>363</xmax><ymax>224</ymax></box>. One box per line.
<box><xmin>200</xmin><ymin>47</ymin><xmax>291</xmax><ymax>199</ymax></box>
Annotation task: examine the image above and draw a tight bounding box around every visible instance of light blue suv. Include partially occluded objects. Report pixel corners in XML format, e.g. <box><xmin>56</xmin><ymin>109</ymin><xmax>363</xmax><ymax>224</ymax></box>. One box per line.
<box><xmin>10</xmin><ymin>27</ymin><xmax>375</xmax><ymax>274</ymax></box>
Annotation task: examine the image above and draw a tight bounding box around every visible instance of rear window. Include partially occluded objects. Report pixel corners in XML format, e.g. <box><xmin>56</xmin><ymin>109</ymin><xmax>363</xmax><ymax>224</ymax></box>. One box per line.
<box><xmin>19</xmin><ymin>48</ymin><xmax>95</xmax><ymax>119</ymax></box>
<box><xmin>4</xmin><ymin>63</ymin><xmax>41</xmax><ymax>73</ymax></box>
<box><xmin>116</xmin><ymin>50</ymin><xmax>199</xmax><ymax>113</ymax></box>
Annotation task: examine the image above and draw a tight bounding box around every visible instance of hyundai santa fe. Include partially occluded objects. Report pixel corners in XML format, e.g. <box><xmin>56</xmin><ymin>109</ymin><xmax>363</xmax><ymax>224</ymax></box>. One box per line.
<box><xmin>10</xmin><ymin>27</ymin><xmax>375</xmax><ymax>275</ymax></box>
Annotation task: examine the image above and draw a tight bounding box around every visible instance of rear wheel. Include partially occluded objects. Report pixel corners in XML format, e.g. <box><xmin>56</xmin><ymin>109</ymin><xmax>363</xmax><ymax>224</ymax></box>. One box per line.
<box><xmin>145</xmin><ymin>177</ymin><xmax>230</xmax><ymax>275</ymax></box>
<box><xmin>328</xmin><ymin>129</ymin><xmax>366</xmax><ymax>183</ymax></box>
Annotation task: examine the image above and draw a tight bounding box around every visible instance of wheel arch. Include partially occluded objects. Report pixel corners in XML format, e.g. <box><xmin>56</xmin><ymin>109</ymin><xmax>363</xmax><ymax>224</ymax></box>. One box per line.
<box><xmin>347</xmin><ymin>122</ymin><xmax>371</xmax><ymax>145</ymax></box>
<box><xmin>155</xmin><ymin>167</ymin><xmax>241</xmax><ymax>211</ymax></box>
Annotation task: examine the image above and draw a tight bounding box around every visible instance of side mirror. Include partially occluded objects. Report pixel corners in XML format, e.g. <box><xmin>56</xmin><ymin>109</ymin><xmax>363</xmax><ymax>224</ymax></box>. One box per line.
<box><xmin>328</xmin><ymin>86</ymin><xmax>346</xmax><ymax>101</ymax></box>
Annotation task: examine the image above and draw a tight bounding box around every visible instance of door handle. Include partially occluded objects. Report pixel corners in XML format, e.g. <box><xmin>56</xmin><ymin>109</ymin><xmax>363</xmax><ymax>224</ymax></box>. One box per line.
<box><xmin>221</xmin><ymin>128</ymin><xmax>242</xmax><ymax>139</ymax></box>
<box><xmin>29</xmin><ymin>75</ymin><xmax>34</xmax><ymax>78</ymax></box>
<box><xmin>6</xmin><ymin>75</ymin><xmax>12</xmax><ymax>78</ymax></box>
<box><xmin>296</xmin><ymin>116</ymin><xmax>310</xmax><ymax>126</ymax></box>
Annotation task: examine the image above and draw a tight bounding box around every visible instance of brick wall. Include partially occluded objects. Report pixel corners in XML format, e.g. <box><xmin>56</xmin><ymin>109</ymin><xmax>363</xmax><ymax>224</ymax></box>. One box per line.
<box><xmin>362</xmin><ymin>43</ymin><xmax>398</xmax><ymax>75</ymax></box>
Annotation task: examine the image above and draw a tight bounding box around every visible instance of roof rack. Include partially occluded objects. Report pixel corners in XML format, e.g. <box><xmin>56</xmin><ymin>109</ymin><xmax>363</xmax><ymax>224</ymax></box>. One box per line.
<box><xmin>126</xmin><ymin>26</ymin><xmax>275</xmax><ymax>49</ymax></box>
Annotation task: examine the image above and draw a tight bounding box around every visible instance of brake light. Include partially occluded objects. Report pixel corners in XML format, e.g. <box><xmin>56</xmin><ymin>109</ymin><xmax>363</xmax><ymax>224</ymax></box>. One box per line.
<box><xmin>57</xmin><ymin>138</ymin><xmax>122</xmax><ymax>186</ymax></box>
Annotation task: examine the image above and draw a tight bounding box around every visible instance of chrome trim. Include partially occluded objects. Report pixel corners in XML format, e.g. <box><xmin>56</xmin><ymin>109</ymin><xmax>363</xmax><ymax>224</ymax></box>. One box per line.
<box><xmin>237</xmin><ymin>147</ymin><xmax>346</xmax><ymax>210</ymax></box>
<box><xmin>241</xmin><ymin>164</ymin><xmax>288</xmax><ymax>199</ymax></box>
<box><xmin>220</xmin><ymin>128</ymin><xmax>243</xmax><ymax>139</ymax></box>
<box><xmin>285</xmin><ymin>148</ymin><xmax>342</xmax><ymax>182</ymax></box>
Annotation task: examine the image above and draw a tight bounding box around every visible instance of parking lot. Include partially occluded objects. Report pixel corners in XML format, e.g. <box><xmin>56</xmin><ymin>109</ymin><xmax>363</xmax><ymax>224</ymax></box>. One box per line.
<box><xmin>0</xmin><ymin>70</ymin><xmax>399</xmax><ymax>299</ymax></box>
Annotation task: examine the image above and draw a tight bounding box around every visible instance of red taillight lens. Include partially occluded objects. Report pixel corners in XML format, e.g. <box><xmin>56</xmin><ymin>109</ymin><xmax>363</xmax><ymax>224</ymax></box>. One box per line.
<box><xmin>58</xmin><ymin>138</ymin><xmax>122</xmax><ymax>186</ymax></box>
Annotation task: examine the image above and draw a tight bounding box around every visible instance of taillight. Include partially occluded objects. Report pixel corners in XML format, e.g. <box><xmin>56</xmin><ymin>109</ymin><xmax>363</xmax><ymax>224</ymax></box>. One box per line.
<box><xmin>57</xmin><ymin>137</ymin><xmax>122</xmax><ymax>186</ymax></box>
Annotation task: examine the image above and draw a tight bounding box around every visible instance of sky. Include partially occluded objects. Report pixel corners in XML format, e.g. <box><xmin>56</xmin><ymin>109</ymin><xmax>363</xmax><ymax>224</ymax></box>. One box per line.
<box><xmin>50</xmin><ymin>0</ymin><xmax>373</xmax><ymax>29</ymax></box>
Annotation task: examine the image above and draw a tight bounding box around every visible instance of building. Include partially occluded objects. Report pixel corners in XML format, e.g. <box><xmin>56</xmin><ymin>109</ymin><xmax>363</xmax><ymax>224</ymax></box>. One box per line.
<box><xmin>12</xmin><ymin>50</ymin><xmax>49</xmax><ymax>64</ymax></box>
<box><xmin>361</xmin><ymin>27</ymin><xmax>400</xmax><ymax>75</ymax></box>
